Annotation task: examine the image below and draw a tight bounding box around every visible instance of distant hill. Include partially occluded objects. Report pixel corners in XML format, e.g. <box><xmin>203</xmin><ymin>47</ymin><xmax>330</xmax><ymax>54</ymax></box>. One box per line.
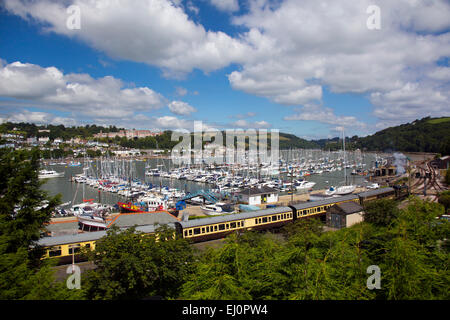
<box><xmin>314</xmin><ymin>117</ymin><xmax>450</xmax><ymax>155</ymax></box>
<box><xmin>278</xmin><ymin>132</ymin><xmax>320</xmax><ymax>149</ymax></box>
<box><xmin>2</xmin><ymin>116</ymin><xmax>449</xmax><ymax>154</ymax></box>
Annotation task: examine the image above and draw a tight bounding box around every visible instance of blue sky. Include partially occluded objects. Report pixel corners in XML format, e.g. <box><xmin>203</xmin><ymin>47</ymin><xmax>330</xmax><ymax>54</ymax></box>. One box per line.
<box><xmin>0</xmin><ymin>0</ymin><xmax>449</xmax><ymax>139</ymax></box>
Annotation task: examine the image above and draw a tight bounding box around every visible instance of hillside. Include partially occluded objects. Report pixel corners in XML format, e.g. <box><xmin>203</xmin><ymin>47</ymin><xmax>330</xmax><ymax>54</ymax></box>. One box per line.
<box><xmin>314</xmin><ymin>117</ymin><xmax>450</xmax><ymax>154</ymax></box>
<box><xmin>1</xmin><ymin>116</ymin><xmax>449</xmax><ymax>154</ymax></box>
<box><xmin>355</xmin><ymin>117</ymin><xmax>450</xmax><ymax>154</ymax></box>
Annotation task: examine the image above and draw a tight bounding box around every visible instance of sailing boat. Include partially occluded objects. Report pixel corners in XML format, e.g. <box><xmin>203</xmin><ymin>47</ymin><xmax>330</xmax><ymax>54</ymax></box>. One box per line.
<box><xmin>335</xmin><ymin>129</ymin><xmax>356</xmax><ymax>195</ymax></box>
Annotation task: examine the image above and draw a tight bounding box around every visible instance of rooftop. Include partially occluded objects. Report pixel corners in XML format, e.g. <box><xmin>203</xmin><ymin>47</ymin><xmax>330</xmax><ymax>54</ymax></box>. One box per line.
<box><xmin>238</xmin><ymin>186</ymin><xmax>279</xmax><ymax>196</ymax></box>
<box><xmin>332</xmin><ymin>201</ymin><xmax>363</xmax><ymax>215</ymax></box>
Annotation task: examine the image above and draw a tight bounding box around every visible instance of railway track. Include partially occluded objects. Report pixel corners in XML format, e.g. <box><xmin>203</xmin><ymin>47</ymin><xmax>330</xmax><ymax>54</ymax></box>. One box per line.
<box><xmin>411</xmin><ymin>162</ymin><xmax>448</xmax><ymax>201</ymax></box>
<box><xmin>411</xmin><ymin>161</ymin><xmax>447</xmax><ymax>200</ymax></box>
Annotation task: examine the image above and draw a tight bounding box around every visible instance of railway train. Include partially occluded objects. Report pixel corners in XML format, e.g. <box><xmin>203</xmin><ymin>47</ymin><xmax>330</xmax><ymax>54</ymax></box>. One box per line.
<box><xmin>37</xmin><ymin>187</ymin><xmax>400</xmax><ymax>264</ymax></box>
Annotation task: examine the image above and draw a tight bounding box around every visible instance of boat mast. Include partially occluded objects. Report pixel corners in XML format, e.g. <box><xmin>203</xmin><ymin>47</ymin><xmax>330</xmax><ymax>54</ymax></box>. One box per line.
<box><xmin>343</xmin><ymin>128</ymin><xmax>347</xmax><ymax>185</ymax></box>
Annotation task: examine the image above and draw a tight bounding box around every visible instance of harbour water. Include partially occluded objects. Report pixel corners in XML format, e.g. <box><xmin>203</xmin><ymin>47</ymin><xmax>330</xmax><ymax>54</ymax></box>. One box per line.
<box><xmin>41</xmin><ymin>151</ymin><xmax>381</xmax><ymax>207</ymax></box>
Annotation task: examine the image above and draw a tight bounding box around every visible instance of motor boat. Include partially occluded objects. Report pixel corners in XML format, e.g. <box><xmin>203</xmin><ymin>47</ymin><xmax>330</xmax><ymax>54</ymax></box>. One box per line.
<box><xmin>38</xmin><ymin>170</ymin><xmax>65</xmax><ymax>179</ymax></box>
<box><xmin>294</xmin><ymin>180</ymin><xmax>316</xmax><ymax>191</ymax></box>
<box><xmin>324</xmin><ymin>186</ymin><xmax>336</xmax><ymax>196</ymax></box>
<box><xmin>201</xmin><ymin>202</ymin><xmax>236</xmax><ymax>215</ymax></box>
<box><xmin>335</xmin><ymin>185</ymin><xmax>356</xmax><ymax>195</ymax></box>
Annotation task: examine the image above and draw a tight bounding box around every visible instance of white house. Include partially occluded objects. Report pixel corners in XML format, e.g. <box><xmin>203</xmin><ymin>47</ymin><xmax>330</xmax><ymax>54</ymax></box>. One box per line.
<box><xmin>238</xmin><ymin>186</ymin><xmax>279</xmax><ymax>206</ymax></box>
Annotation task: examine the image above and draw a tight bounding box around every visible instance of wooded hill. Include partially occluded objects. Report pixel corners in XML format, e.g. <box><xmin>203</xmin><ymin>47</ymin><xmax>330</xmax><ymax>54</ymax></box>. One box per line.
<box><xmin>315</xmin><ymin>117</ymin><xmax>450</xmax><ymax>155</ymax></box>
<box><xmin>2</xmin><ymin>116</ymin><xmax>449</xmax><ymax>154</ymax></box>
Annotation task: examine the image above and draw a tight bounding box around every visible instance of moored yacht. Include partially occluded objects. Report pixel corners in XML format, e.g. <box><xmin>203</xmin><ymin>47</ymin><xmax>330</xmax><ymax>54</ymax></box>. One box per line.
<box><xmin>38</xmin><ymin>170</ymin><xmax>65</xmax><ymax>179</ymax></box>
<box><xmin>201</xmin><ymin>202</ymin><xmax>236</xmax><ymax>215</ymax></box>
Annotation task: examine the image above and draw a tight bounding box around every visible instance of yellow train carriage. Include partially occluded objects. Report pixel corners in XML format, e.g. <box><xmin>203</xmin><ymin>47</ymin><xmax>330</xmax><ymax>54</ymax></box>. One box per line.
<box><xmin>290</xmin><ymin>194</ymin><xmax>360</xmax><ymax>219</ymax></box>
<box><xmin>177</xmin><ymin>206</ymin><xmax>293</xmax><ymax>242</ymax></box>
<box><xmin>37</xmin><ymin>224</ymin><xmax>161</xmax><ymax>264</ymax></box>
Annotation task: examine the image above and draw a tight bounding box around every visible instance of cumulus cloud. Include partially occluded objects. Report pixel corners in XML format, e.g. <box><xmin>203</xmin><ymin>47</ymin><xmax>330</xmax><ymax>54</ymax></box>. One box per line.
<box><xmin>284</xmin><ymin>104</ymin><xmax>367</xmax><ymax>133</ymax></box>
<box><xmin>230</xmin><ymin>112</ymin><xmax>257</xmax><ymax>119</ymax></box>
<box><xmin>168</xmin><ymin>100</ymin><xmax>197</xmax><ymax>115</ymax></box>
<box><xmin>231</xmin><ymin>119</ymin><xmax>271</xmax><ymax>129</ymax></box>
<box><xmin>230</xmin><ymin>0</ymin><xmax>450</xmax><ymax>125</ymax></box>
<box><xmin>3</xmin><ymin>0</ymin><xmax>450</xmax><ymax>133</ymax></box>
<box><xmin>175</xmin><ymin>86</ymin><xmax>188</xmax><ymax>96</ymax></box>
<box><xmin>209</xmin><ymin>0</ymin><xmax>239</xmax><ymax>13</ymax></box>
<box><xmin>4</xmin><ymin>110</ymin><xmax>77</xmax><ymax>126</ymax></box>
<box><xmin>3</xmin><ymin>0</ymin><xmax>251</xmax><ymax>77</ymax></box>
<box><xmin>0</xmin><ymin>59</ymin><xmax>166</xmax><ymax>121</ymax></box>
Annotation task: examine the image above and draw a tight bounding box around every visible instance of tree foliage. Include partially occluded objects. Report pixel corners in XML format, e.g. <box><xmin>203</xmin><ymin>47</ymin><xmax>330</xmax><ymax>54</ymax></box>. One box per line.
<box><xmin>0</xmin><ymin>148</ymin><xmax>81</xmax><ymax>299</ymax></box>
<box><xmin>363</xmin><ymin>199</ymin><xmax>400</xmax><ymax>227</ymax></box>
<box><xmin>82</xmin><ymin>224</ymin><xmax>195</xmax><ymax>300</ymax></box>
<box><xmin>181</xmin><ymin>198</ymin><xmax>449</xmax><ymax>300</ymax></box>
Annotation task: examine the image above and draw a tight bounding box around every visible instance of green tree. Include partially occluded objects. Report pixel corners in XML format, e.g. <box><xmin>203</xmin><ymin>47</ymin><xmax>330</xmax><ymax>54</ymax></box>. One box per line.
<box><xmin>0</xmin><ymin>148</ymin><xmax>80</xmax><ymax>299</ymax></box>
<box><xmin>181</xmin><ymin>232</ymin><xmax>284</xmax><ymax>300</ymax></box>
<box><xmin>83</xmin><ymin>224</ymin><xmax>195</xmax><ymax>300</ymax></box>
<box><xmin>363</xmin><ymin>199</ymin><xmax>400</xmax><ymax>227</ymax></box>
<box><xmin>379</xmin><ymin>199</ymin><xmax>449</xmax><ymax>299</ymax></box>
<box><xmin>438</xmin><ymin>191</ymin><xmax>450</xmax><ymax>213</ymax></box>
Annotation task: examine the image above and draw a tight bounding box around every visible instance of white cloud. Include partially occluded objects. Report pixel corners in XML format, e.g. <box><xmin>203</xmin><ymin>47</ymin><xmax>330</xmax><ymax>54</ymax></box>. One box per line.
<box><xmin>231</xmin><ymin>112</ymin><xmax>257</xmax><ymax>119</ymax></box>
<box><xmin>3</xmin><ymin>0</ymin><xmax>251</xmax><ymax>77</ymax></box>
<box><xmin>230</xmin><ymin>0</ymin><xmax>450</xmax><ymax>125</ymax></box>
<box><xmin>168</xmin><ymin>100</ymin><xmax>197</xmax><ymax>115</ymax></box>
<box><xmin>231</xmin><ymin>119</ymin><xmax>271</xmax><ymax>129</ymax></box>
<box><xmin>284</xmin><ymin>104</ymin><xmax>367</xmax><ymax>133</ymax></box>
<box><xmin>175</xmin><ymin>86</ymin><xmax>188</xmax><ymax>96</ymax></box>
<box><xmin>0</xmin><ymin>59</ymin><xmax>166</xmax><ymax>121</ymax></box>
<box><xmin>5</xmin><ymin>110</ymin><xmax>77</xmax><ymax>126</ymax></box>
<box><xmin>209</xmin><ymin>0</ymin><xmax>239</xmax><ymax>13</ymax></box>
<box><xmin>4</xmin><ymin>0</ymin><xmax>450</xmax><ymax>133</ymax></box>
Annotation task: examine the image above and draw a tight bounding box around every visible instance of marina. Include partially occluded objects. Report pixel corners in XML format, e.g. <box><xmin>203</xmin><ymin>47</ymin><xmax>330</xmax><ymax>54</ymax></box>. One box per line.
<box><xmin>40</xmin><ymin>149</ymin><xmax>393</xmax><ymax>231</ymax></box>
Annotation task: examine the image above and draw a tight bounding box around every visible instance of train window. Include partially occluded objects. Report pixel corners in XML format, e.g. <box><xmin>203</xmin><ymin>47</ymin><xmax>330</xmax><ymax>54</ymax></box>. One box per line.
<box><xmin>219</xmin><ymin>224</ymin><xmax>225</xmax><ymax>231</ymax></box>
<box><xmin>214</xmin><ymin>225</ymin><xmax>218</xmax><ymax>231</ymax></box>
<box><xmin>188</xmin><ymin>229</ymin><xmax>192</xmax><ymax>236</ymax></box>
<box><xmin>272</xmin><ymin>215</ymin><xmax>277</xmax><ymax>222</ymax></box>
<box><xmin>85</xmin><ymin>243</ymin><xmax>91</xmax><ymax>248</ymax></box>
<box><xmin>230</xmin><ymin>222</ymin><xmax>236</xmax><ymax>228</ymax></box>
<box><xmin>262</xmin><ymin>217</ymin><xmax>268</xmax><ymax>223</ymax></box>
<box><xmin>184</xmin><ymin>231</ymin><xmax>187</xmax><ymax>237</ymax></box>
<box><xmin>201</xmin><ymin>228</ymin><xmax>205</xmax><ymax>233</ymax></box>
<box><xmin>194</xmin><ymin>228</ymin><xmax>200</xmax><ymax>235</ymax></box>
<box><xmin>68</xmin><ymin>244</ymin><xmax>81</xmax><ymax>254</ymax></box>
<box><xmin>255</xmin><ymin>219</ymin><xmax>258</xmax><ymax>224</ymax></box>
<box><xmin>225</xmin><ymin>224</ymin><xmax>229</xmax><ymax>230</ymax></box>
<box><xmin>241</xmin><ymin>221</ymin><xmax>245</xmax><ymax>227</ymax></box>
<box><xmin>49</xmin><ymin>246</ymin><xmax>62</xmax><ymax>257</ymax></box>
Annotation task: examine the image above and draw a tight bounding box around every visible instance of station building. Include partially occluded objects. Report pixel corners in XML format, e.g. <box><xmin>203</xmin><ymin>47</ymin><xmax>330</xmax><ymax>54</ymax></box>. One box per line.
<box><xmin>238</xmin><ymin>186</ymin><xmax>279</xmax><ymax>206</ymax></box>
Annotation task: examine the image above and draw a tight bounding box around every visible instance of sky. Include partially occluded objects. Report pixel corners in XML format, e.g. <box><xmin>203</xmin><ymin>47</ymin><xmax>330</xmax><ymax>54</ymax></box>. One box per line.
<box><xmin>0</xmin><ymin>0</ymin><xmax>449</xmax><ymax>139</ymax></box>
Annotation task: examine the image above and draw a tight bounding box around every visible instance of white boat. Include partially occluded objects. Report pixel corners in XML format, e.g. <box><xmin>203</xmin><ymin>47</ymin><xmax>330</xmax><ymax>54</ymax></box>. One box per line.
<box><xmin>324</xmin><ymin>186</ymin><xmax>336</xmax><ymax>196</ymax></box>
<box><xmin>294</xmin><ymin>180</ymin><xmax>316</xmax><ymax>191</ymax></box>
<box><xmin>201</xmin><ymin>202</ymin><xmax>236</xmax><ymax>215</ymax></box>
<box><xmin>335</xmin><ymin>185</ymin><xmax>356</xmax><ymax>195</ymax></box>
<box><xmin>77</xmin><ymin>213</ymin><xmax>108</xmax><ymax>231</ymax></box>
<box><xmin>366</xmin><ymin>183</ymin><xmax>379</xmax><ymax>189</ymax></box>
<box><xmin>38</xmin><ymin>170</ymin><xmax>65</xmax><ymax>179</ymax></box>
<box><xmin>68</xmin><ymin>201</ymin><xmax>112</xmax><ymax>217</ymax></box>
